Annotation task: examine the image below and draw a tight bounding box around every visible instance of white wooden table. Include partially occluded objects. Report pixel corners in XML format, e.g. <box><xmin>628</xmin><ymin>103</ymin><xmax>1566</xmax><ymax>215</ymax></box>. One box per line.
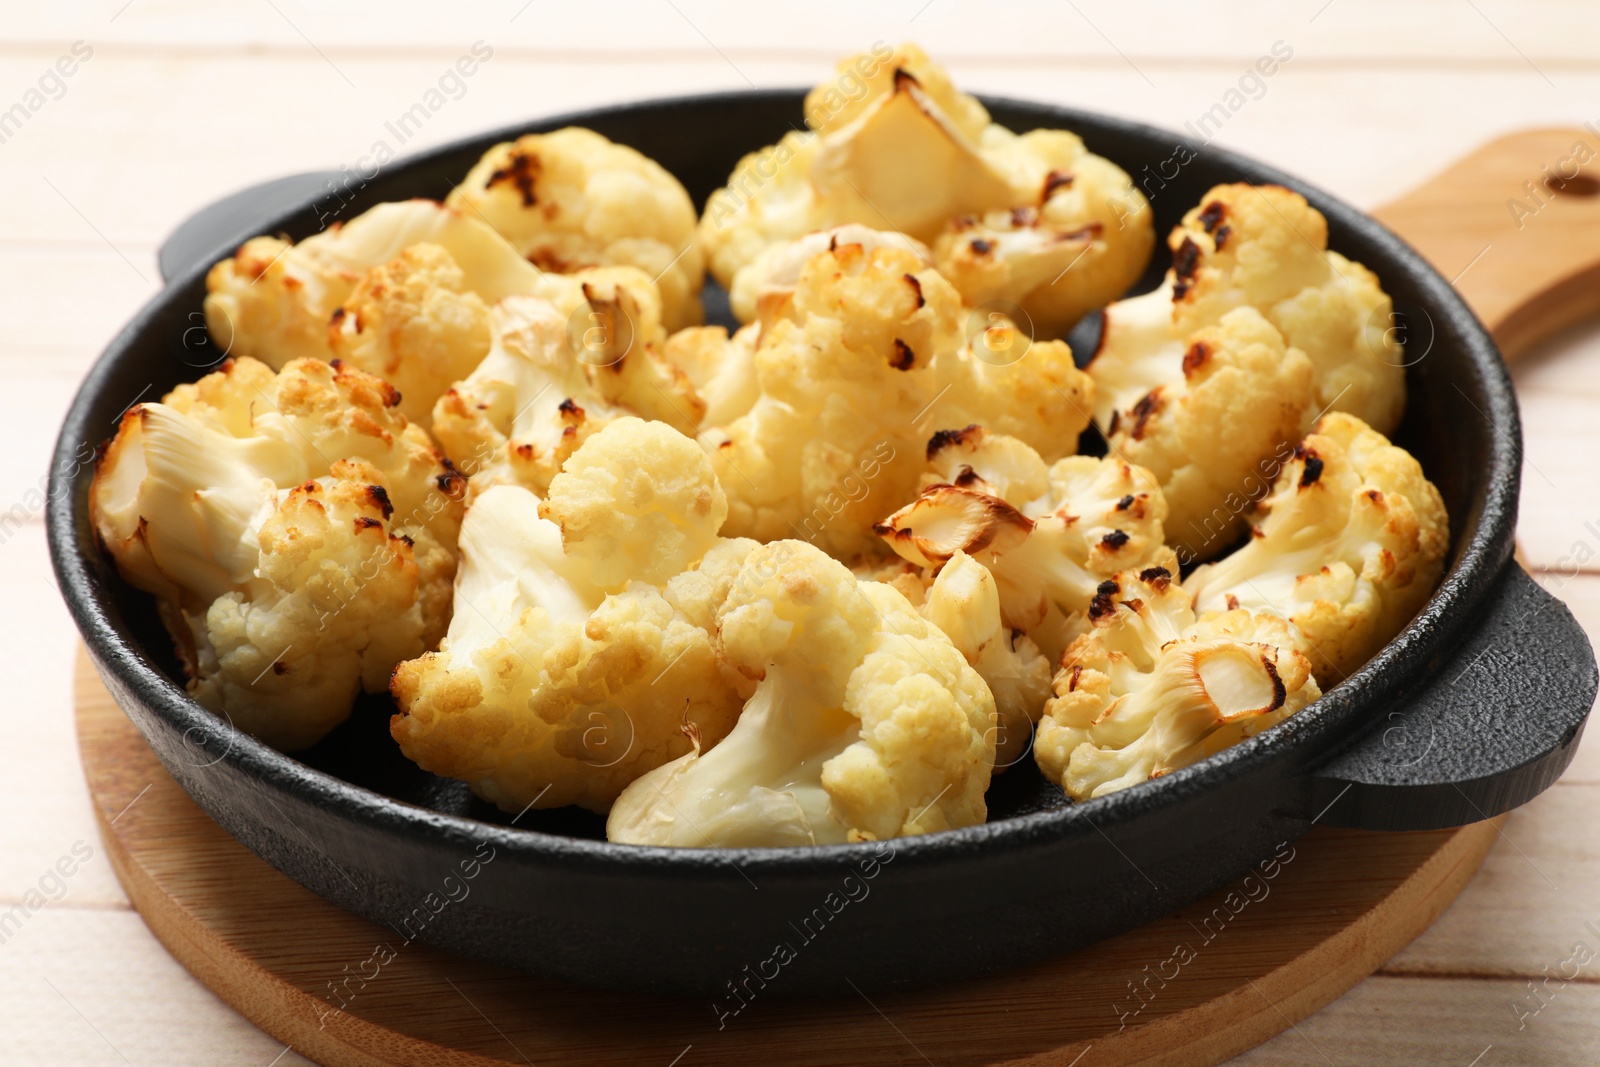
<box><xmin>3</xmin><ymin>3</ymin><xmax>1599</xmax><ymax>1063</ymax></box>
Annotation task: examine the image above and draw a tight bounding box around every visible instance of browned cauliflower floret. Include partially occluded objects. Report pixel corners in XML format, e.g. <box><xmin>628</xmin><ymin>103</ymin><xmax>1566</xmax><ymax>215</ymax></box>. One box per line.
<box><xmin>1186</xmin><ymin>413</ymin><xmax>1448</xmax><ymax>682</ymax></box>
<box><xmin>204</xmin><ymin>200</ymin><xmax>543</xmax><ymax>371</ymax></box>
<box><xmin>431</xmin><ymin>274</ymin><xmax>703</xmax><ymax>496</ymax></box>
<box><xmin>701</xmin><ymin>242</ymin><xmax>1092</xmax><ymax>558</ymax></box>
<box><xmin>446</xmin><ymin>128</ymin><xmax>706</xmax><ymax>331</ymax></box>
<box><xmin>606</xmin><ymin>539</ymin><xmax>995</xmax><ymax>847</ymax></box>
<box><xmin>875</xmin><ymin>426</ymin><xmax>1175</xmax><ymax>662</ymax></box>
<box><xmin>389</xmin><ymin>419</ymin><xmax>742</xmax><ymax>813</ymax></box>
<box><xmin>90</xmin><ymin>357</ymin><xmax>466</xmax><ymax>749</ymax></box>
<box><xmin>933</xmin><ymin>130</ymin><xmax>1155</xmax><ymax>338</ymax></box>
<box><xmin>1091</xmin><ymin>299</ymin><xmax>1315</xmax><ymax>562</ymax></box>
<box><xmin>699</xmin><ymin>43</ymin><xmax>1152</xmax><ymax>335</ymax></box>
<box><xmin>1168</xmin><ymin>185</ymin><xmax>1404</xmax><ymax>435</ymax></box>
<box><xmin>326</xmin><ymin>243</ymin><xmax>492</xmax><ymax>428</ymax></box>
<box><xmin>1035</xmin><ymin>567</ymin><xmax>1321</xmax><ymax>800</ymax></box>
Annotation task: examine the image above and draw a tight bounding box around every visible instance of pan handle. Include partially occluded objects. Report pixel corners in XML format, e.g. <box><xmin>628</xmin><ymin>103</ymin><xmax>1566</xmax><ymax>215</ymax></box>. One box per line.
<box><xmin>1306</xmin><ymin>560</ymin><xmax>1596</xmax><ymax>831</ymax></box>
<box><xmin>158</xmin><ymin>171</ymin><xmax>342</xmax><ymax>284</ymax></box>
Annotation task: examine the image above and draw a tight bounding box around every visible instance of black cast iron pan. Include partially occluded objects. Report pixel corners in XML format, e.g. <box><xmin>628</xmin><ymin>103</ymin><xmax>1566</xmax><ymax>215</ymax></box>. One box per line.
<box><xmin>48</xmin><ymin>89</ymin><xmax>1597</xmax><ymax>997</ymax></box>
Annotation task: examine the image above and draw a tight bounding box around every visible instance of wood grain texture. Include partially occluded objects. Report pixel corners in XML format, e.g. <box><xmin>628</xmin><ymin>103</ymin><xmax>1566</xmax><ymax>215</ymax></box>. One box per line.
<box><xmin>8</xmin><ymin>8</ymin><xmax>1600</xmax><ymax>1062</ymax></box>
<box><xmin>1370</xmin><ymin>127</ymin><xmax>1600</xmax><ymax>359</ymax></box>
<box><xmin>75</xmin><ymin>647</ymin><xmax>1501</xmax><ymax>1067</ymax></box>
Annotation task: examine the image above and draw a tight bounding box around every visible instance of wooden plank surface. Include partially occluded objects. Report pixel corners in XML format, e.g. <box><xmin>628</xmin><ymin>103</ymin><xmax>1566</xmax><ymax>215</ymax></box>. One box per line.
<box><xmin>3</xmin><ymin>3</ymin><xmax>1600</xmax><ymax>1064</ymax></box>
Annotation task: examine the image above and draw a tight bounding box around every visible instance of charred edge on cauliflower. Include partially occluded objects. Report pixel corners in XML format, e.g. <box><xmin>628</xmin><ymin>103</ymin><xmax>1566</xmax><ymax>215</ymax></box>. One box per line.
<box><xmin>1101</xmin><ymin>529</ymin><xmax>1130</xmax><ymax>550</ymax></box>
<box><xmin>1088</xmin><ymin>578</ymin><xmax>1120</xmax><ymax>621</ymax></box>
<box><xmin>486</xmin><ymin>149</ymin><xmax>541</xmax><ymax>208</ymax></box>
<box><xmin>970</xmin><ymin>238</ymin><xmax>994</xmax><ymax>255</ymax></box>
<box><xmin>365</xmin><ymin>484</ymin><xmax>394</xmax><ymax>519</ymax></box>
<box><xmin>1138</xmin><ymin>565</ymin><xmax>1172</xmax><ymax>588</ymax></box>
<box><xmin>891</xmin><ymin>339</ymin><xmax>916</xmax><ymax>371</ymax></box>
<box><xmin>1042</xmin><ymin>170</ymin><xmax>1075</xmax><ymax>202</ymax></box>
<box><xmin>1181</xmin><ymin>342</ymin><xmax>1211</xmax><ymax>379</ymax></box>
<box><xmin>904</xmin><ymin>273</ymin><xmax>925</xmax><ymax>309</ymax></box>
<box><xmin>1128</xmin><ymin>389</ymin><xmax>1164</xmax><ymax>440</ymax></box>
<box><xmin>927</xmin><ymin>424</ymin><xmax>982</xmax><ymax>461</ymax></box>
<box><xmin>435</xmin><ymin>459</ymin><xmax>467</xmax><ymax>499</ymax></box>
<box><xmin>1260</xmin><ymin>658</ymin><xmax>1287</xmax><ymax>714</ymax></box>
<box><xmin>1298</xmin><ymin>451</ymin><xmax>1325</xmax><ymax>488</ymax></box>
<box><xmin>1197</xmin><ymin>200</ymin><xmax>1227</xmax><ymax>234</ymax></box>
<box><xmin>1171</xmin><ymin>237</ymin><xmax>1202</xmax><ymax>302</ymax></box>
<box><xmin>1116</xmin><ymin>494</ymin><xmax>1136</xmax><ymax>511</ymax></box>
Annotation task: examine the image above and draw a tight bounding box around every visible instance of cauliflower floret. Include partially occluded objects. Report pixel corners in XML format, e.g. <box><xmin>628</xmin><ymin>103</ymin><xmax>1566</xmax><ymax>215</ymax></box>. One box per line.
<box><xmin>919</xmin><ymin>552</ymin><xmax>1053</xmax><ymax>770</ymax></box>
<box><xmin>701</xmin><ymin>242</ymin><xmax>1092</xmax><ymax>558</ymax></box>
<box><xmin>699</xmin><ymin>43</ymin><xmax>1152</xmax><ymax>327</ymax></box>
<box><xmin>606</xmin><ymin>539</ymin><xmax>995</xmax><ymax>847</ymax></box>
<box><xmin>875</xmin><ymin>427</ymin><xmax>1175</xmax><ymax>662</ymax></box>
<box><xmin>326</xmin><ymin>243</ymin><xmax>491</xmax><ymax>428</ymax></box>
<box><xmin>1034</xmin><ymin>567</ymin><xmax>1321</xmax><ymax>800</ymax></box>
<box><xmin>390</xmin><ymin>419</ymin><xmax>742</xmax><ymax>813</ymax></box>
<box><xmin>204</xmin><ymin>200</ymin><xmax>545</xmax><ymax>370</ymax></box>
<box><xmin>1093</xmin><ymin>183</ymin><xmax>1403</xmax><ymax>434</ymax></box>
<box><xmin>539</xmin><ymin>417</ymin><xmax>728</xmax><ymax>590</ymax></box>
<box><xmin>91</xmin><ymin>357</ymin><xmax>466</xmax><ymax>749</ymax></box>
<box><xmin>661</xmin><ymin>321</ymin><xmax>762</xmax><ymax>430</ymax></box>
<box><xmin>727</xmin><ymin>224</ymin><xmax>933</xmax><ymax>326</ymax></box>
<box><xmin>446</xmin><ymin>128</ymin><xmax>706</xmax><ymax>332</ymax></box>
<box><xmin>1170</xmin><ymin>188</ymin><xmax>1404</xmax><ymax>437</ymax></box>
<box><xmin>431</xmin><ymin>279</ymin><xmax>704</xmax><ymax>496</ymax></box>
<box><xmin>1186</xmin><ymin>412</ymin><xmax>1448</xmax><ymax>681</ymax></box>
<box><xmin>932</xmin><ymin>132</ymin><xmax>1155</xmax><ymax>338</ymax></box>
<box><xmin>1090</xmin><ymin>298</ymin><xmax>1315</xmax><ymax>563</ymax></box>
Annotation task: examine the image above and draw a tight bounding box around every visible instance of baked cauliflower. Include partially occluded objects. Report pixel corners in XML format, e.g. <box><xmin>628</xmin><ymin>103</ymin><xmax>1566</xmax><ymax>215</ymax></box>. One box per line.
<box><xmin>931</xmin><ymin>132</ymin><xmax>1155</xmax><ymax>339</ymax></box>
<box><xmin>1086</xmin><ymin>184</ymin><xmax>1406</xmax><ymax>560</ymax></box>
<box><xmin>727</xmin><ymin>224</ymin><xmax>933</xmax><ymax>327</ymax></box>
<box><xmin>700</xmin><ymin>241</ymin><xmax>1092</xmax><ymax>558</ymax></box>
<box><xmin>325</xmin><ymin>243</ymin><xmax>493</xmax><ymax>428</ymax></box>
<box><xmin>917</xmin><ymin>551</ymin><xmax>1053</xmax><ymax>770</ymax></box>
<box><xmin>875</xmin><ymin>425</ymin><xmax>1175</xmax><ymax>662</ymax></box>
<box><xmin>1090</xmin><ymin>296</ymin><xmax>1315</xmax><ymax>563</ymax></box>
<box><xmin>699</xmin><ymin>43</ymin><xmax>1151</xmax><ymax>335</ymax></box>
<box><xmin>204</xmin><ymin>199</ymin><xmax>542</xmax><ymax>372</ymax></box>
<box><xmin>90</xmin><ymin>357</ymin><xmax>466</xmax><ymax>749</ymax></box>
<box><xmin>606</xmin><ymin>539</ymin><xmax>995</xmax><ymax>847</ymax></box>
<box><xmin>1035</xmin><ymin>566</ymin><xmax>1321</xmax><ymax>800</ymax></box>
<box><xmin>430</xmin><ymin>278</ymin><xmax>703</xmax><ymax>496</ymax></box>
<box><xmin>446</xmin><ymin>127</ymin><xmax>706</xmax><ymax>332</ymax></box>
<box><xmin>1185</xmin><ymin>412</ymin><xmax>1448</xmax><ymax>681</ymax></box>
<box><xmin>1165</xmin><ymin>184</ymin><xmax>1405</xmax><ymax>435</ymax></box>
<box><xmin>390</xmin><ymin>418</ymin><xmax>747</xmax><ymax>813</ymax></box>
<box><xmin>660</xmin><ymin>320</ymin><xmax>762</xmax><ymax>430</ymax></box>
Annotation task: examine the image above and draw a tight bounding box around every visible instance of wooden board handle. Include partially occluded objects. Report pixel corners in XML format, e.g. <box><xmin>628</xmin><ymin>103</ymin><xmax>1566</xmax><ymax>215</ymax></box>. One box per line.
<box><xmin>1371</xmin><ymin>127</ymin><xmax>1600</xmax><ymax>361</ymax></box>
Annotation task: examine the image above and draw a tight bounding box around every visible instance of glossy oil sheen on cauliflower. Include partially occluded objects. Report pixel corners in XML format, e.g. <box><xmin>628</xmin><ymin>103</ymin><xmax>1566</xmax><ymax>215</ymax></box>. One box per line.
<box><xmin>700</xmin><ymin>242</ymin><xmax>1092</xmax><ymax>558</ymax></box>
<box><xmin>446</xmin><ymin>128</ymin><xmax>706</xmax><ymax>332</ymax></box>
<box><xmin>1034</xmin><ymin>567</ymin><xmax>1321</xmax><ymax>800</ymax></box>
<box><xmin>606</xmin><ymin>539</ymin><xmax>996</xmax><ymax>847</ymax></box>
<box><xmin>699</xmin><ymin>43</ymin><xmax>1152</xmax><ymax>335</ymax></box>
<box><xmin>875</xmin><ymin>425</ymin><xmax>1175</xmax><ymax>662</ymax></box>
<box><xmin>390</xmin><ymin>418</ymin><xmax>745</xmax><ymax>813</ymax></box>
<box><xmin>431</xmin><ymin>278</ymin><xmax>704</xmax><ymax>496</ymax></box>
<box><xmin>1185</xmin><ymin>412</ymin><xmax>1448</xmax><ymax>682</ymax></box>
<box><xmin>90</xmin><ymin>357</ymin><xmax>466</xmax><ymax>750</ymax></box>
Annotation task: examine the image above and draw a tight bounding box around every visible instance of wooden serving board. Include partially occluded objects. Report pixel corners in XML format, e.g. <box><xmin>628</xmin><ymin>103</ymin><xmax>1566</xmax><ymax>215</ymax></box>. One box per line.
<box><xmin>77</xmin><ymin>648</ymin><xmax>1499</xmax><ymax>1067</ymax></box>
<box><xmin>76</xmin><ymin>127</ymin><xmax>1600</xmax><ymax>1066</ymax></box>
